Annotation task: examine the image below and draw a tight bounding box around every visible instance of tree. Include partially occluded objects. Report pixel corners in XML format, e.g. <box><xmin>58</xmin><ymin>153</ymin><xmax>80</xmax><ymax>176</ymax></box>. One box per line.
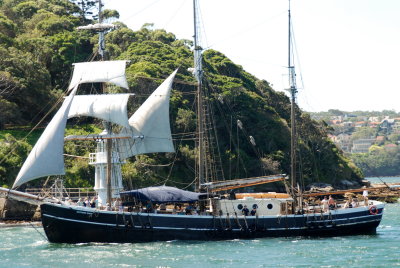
<box><xmin>328</xmin><ymin>109</ymin><xmax>344</xmax><ymax>116</ymax></box>
<box><xmin>0</xmin><ymin>97</ymin><xmax>20</xmax><ymax>129</ymax></box>
<box><xmin>0</xmin><ymin>134</ymin><xmax>31</xmax><ymax>187</ymax></box>
<box><xmin>351</xmin><ymin>127</ymin><xmax>376</xmax><ymax>141</ymax></box>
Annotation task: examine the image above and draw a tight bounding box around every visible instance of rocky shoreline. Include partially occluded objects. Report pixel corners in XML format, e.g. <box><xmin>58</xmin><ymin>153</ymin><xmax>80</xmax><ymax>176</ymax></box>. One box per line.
<box><xmin>0</xmin><ymin>198</ymin><xmax>41</xmax><ymax>221</ymax></box>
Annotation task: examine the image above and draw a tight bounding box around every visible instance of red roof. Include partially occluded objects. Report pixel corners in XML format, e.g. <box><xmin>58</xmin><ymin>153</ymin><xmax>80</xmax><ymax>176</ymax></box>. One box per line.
<box><xmin>384</xmin><ymin>144</ymin><xmax>397</xmax><ymax>148</ymax></box>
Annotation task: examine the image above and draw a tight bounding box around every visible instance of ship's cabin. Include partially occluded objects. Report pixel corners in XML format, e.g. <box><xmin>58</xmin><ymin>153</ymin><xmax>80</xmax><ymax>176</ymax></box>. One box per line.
<box><xmin>212</xmin><ymin>193</ymin><xmax>294</xmax><ymax>216</ymax></box>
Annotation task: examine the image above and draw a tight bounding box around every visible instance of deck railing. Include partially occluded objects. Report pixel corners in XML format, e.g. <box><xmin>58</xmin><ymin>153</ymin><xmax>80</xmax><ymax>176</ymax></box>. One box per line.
<box><xmin>25</xmin><ymin>188</ymin><xmax>96</xmax><ymax>201</ymax></box>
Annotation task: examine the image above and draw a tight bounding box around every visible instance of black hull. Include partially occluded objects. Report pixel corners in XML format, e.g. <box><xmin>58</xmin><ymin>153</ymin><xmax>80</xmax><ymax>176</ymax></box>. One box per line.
<box><xmin>40</xmin><ymin>203</ymin><xmax>384</xmax><ymax>243</ymax></box>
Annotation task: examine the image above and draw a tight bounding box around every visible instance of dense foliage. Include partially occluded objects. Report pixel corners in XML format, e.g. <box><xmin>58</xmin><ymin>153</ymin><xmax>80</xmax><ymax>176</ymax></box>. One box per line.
<box><xmin>351</xmin><ymin>147</ymin><xmax>400</xmax><ymax>177</ymax></box>
<box><xmin>0</xmin><ymin>0</ymin><xmax>363</xmax><ymax>190</ymax></box>
<box><xmin>310</xmin><ymin>109</ymin><xmax>400</xmax><ymax>176</ymax></box>
<box><xmin>349</xmin><ymin>133</ymin><xmax>400</xmax><ymax>176</ymax></box>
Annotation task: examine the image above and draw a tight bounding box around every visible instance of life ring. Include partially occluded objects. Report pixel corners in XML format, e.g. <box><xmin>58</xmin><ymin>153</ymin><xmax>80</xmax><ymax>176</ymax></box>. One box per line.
<box><xmin>369</xmin><ymin>205</ymin><xmax>378</xmax><ymax>215</ymax></box>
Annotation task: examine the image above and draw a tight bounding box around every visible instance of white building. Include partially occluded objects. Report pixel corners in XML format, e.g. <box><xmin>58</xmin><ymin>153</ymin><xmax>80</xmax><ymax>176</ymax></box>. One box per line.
<box><xmin>351</xmin><ymin>138</ymin><xmax>375</xmax><ymax>153</ymax></box>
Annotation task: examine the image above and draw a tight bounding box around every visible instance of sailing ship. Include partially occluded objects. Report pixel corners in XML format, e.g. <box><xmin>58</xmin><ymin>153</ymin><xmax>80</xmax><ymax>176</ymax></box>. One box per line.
<box><xmin>0</xmin><ymin>0</ymin><xmax>384</xmax><ymax>243</ymax></box>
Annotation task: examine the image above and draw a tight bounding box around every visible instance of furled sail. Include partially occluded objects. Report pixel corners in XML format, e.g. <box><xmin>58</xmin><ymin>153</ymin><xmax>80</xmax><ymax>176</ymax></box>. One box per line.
<box><xmin>13</xmin><ymin>86</ymin><xmax>79</xmax><ymax>189</ymax></box>
<box><xmin>68</xmin><ymin>94</ymin><xmax>132</xmax><ymax>128</ymax></box>
<box><xmin>68</xmin><ymin>60</ymin><xmax>129</xmax><ymax>90</ymax></box>
<box><xmin>117</xmin><ymin>69</ymin><xmax>178</xmax><ymax>159</ymax></box>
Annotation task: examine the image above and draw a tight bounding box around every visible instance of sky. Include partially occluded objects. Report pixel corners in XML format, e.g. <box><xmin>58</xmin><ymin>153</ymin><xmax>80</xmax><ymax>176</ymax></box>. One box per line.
<box><xmin>103</xmin><ymin>0</ymin><xmax>400</xmax><ymax>113</ymax></box>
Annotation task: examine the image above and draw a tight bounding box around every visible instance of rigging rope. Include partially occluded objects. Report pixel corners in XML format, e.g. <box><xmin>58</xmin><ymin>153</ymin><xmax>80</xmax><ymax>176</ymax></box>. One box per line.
<box><xmin>29</xmin><ymin>222</ymin><xmax>48</xmax><ymax>241</ymax></box>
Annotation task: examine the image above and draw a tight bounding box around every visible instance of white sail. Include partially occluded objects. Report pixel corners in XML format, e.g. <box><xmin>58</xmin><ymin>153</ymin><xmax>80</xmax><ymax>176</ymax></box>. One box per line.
<box><xmin>68</xmin><ymin>94</ymin><xmax>132</xmax><ymax>128</ymax></box>
<box><xmin>13</xmin><ymin>86</ymin><xmax>79</xmax><ymax>189</ymax></box>
<box><xmin>68</xmin><ymin>60</ymin><xmax>129</xmax><ymax>90</ymax></box>
<box><xmin>117</xmin><ymin>69</ymin><xmax>178</xmax><ymax>159</ymax></box>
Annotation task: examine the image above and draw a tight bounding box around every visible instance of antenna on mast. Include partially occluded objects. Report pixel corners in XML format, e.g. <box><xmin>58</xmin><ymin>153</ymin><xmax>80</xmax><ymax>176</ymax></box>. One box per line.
<box><xmin>76</xmin><ymin>0</ymin><xmax>115</xmax><ymax>60</ymax></box>
<box><xmin>98</xmin><ymin>0</ymin><xmax>105</xmax><ymax>59</ymax></box>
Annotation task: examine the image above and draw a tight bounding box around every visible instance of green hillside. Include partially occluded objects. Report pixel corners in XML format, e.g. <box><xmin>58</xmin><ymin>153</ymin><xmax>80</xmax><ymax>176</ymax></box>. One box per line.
<box><xmin>0</xmin><ymin>0</ymin><xmax>363</xmax><ymax>190</ymax></box>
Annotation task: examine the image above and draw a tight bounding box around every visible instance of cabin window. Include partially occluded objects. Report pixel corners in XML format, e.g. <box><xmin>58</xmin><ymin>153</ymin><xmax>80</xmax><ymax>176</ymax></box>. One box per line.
<box><xmin>252</xmin><ymin>204</ymin><xmax>258</xmax><ymax>209</ymax></box>
<box><xmin>237</xmin><ymin>204</ymin><xmax>243</xmax><ymax>210</ymax></box>
<box><xmin>267</xmin><ymin>204</ymin><xmax>273</xmax><ymax>210</ymax></box>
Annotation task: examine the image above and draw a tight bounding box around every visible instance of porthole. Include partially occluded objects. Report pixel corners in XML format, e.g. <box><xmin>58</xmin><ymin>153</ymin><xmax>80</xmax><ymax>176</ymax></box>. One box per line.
<box><xmin>237</xmin><ymin>204</ymin><xmax>243</xmax><ymax>210</ymax></box>
<box><xmin>267</xmin><ymin>204</ymin><xmax>273</xmax><ymax>209</ymax></box>
<box><xmin>252</xmin><ymin>204</ymin><xmax>258</xmax><ymax>209</ymax></box>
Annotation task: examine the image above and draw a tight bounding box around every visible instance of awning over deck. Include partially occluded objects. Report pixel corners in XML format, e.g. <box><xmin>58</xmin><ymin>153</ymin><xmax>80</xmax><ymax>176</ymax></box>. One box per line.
<box><xmin>120</xmin><ymin>186</ymin><xmax>208</xmax><ymax>204</ymax></box>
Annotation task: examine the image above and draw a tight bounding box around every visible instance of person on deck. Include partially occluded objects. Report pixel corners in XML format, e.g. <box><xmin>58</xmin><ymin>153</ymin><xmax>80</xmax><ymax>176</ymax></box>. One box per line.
<box><xmin>328</xmin><ymin>195</ymin><xmax>336</xmax><ymax>210</ymax></box>
<box><xmin>321</xmin><ymin>196</ymin><xmax>328</xmax><ymax>212</ymax></box>
<box><xmin>250</xmin><ymin>207</ymin><xmax>257</xmax><ymax>216</ymax></box>
<box><xmin>242</xmin><ymin>205</ymin><xmax>249</xmax><ymax>216</ymax></box>
<box><xmin>185</xmin><ymin>204</ymin><xmax>193</xmax><ymax>215</ymax></box>
<box><xmin>363</xmin><ymin>190</ymin><xmax>369</xmax><ymax>206</ymax></box>
<box><xmin>159</xmin><ymin>203</ymin><xmax>167</xmax><ymax>211</ymax></box>
<box><xmin>84</xmin><ymin>198</ymin><xmax>89</xmax><ymax>207</ymax></box>
<box><xmin>351</xmin><ymin>198</ymin><xmax>358</xmax><ymax>208</ymax></box>
<box><xmin>145</xmin><ymin>201</ymin><xmax>154</xmax><ymax>213</ymax></box>
<box><xmin>90</xmin><ymin>197</ymin><xmax>97</xmax><ymax>208</ymax></box>
<box><xmin>113</xmin><ymin>198</ymin><xmax>122</xmax><ymax>211</ymax></box>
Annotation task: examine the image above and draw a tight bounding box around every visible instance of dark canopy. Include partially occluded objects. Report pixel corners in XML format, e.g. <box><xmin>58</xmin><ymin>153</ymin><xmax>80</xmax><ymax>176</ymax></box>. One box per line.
<box><xmin>120</xmin><ymin>186</ymin><xmax>207</xmax><ymax>204</ymax></box>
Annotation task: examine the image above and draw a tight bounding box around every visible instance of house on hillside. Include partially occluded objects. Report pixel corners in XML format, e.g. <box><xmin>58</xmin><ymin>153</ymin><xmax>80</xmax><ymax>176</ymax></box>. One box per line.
<box><xmin>368</xmin><ymin>121</ymin><xmax>380</xmax><ymax>128</ymax></box>
<box><xmin>392</xmin><ymin>118</ymin><xmax>400</xmax><ymax>133</ymax></box>
<box><xmin>330</xmin><ymin>119</ymin><xmax>342</xmax><ymax>125</ymax></box>
<box><xmin>342</xmin><ymin>121</ymin><xmax>354</xmax><ymax>127</ymax></box>
<box><xmin>334</xmin><ymin>134</ymin><xmax>352</xmax><ymax>152</ymax></box>
<box><xmin>368</xmin><ymin>116</ymin><xmax>380</xmax><ymax>122</ymax></box>
<box><xmin>354</xmin><ymin>121</ymin><xmax>367</xmax><ymax>128</ymax></box>
<box><xmin>380</xmin><ymin>118</ymin><xmax>395</xmax><ymax>135</ymax></box>
<box><xmin>351</xmin><ymin>138</ymin><xmax>375</xmax><ymax>153</ymax></box>
<box><xmin>384</xmin><ymin>143</ymin><xmax>397</xmax><ymax>152</ymax></box>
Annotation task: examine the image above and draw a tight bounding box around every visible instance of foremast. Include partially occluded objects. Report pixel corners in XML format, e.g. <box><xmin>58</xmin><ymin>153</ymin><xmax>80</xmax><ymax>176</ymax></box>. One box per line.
<box><xmin>78</xmin><ymin>0</ymin><xmax>123</xmax><ymax>207</ymax></box>
<box><xmin>97</xmin><ymin>0</ymin><xmax>120</xmax><ymax>207</ymax></box>
<box><xmin>99</xmin><ymin>0</ymin><xmax>112</xmax><ymax>208</ymax></box>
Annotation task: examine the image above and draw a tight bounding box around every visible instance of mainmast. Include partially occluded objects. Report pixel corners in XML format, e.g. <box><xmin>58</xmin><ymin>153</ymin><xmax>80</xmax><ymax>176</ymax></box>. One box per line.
<box><xmin>193</xmin><ymin>0</ymin><xmax>206</xmax><ymax>192</ymax></box>
<box><xmin>288</xmin><ymin>0</ymin><xmax>298</xmax><ymax>199</ymax></box>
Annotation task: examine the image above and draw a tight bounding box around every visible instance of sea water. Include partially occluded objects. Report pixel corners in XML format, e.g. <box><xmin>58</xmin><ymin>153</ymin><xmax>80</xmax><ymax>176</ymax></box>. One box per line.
<box><xmin>368</xmin><ymin>176</ymin><xmax>400</xmax><ymax>184</ymax></box>
<box><xmin>1</xmin><ymin>203</ymin><xmax>399</xmax><ymax>268</ymax></box>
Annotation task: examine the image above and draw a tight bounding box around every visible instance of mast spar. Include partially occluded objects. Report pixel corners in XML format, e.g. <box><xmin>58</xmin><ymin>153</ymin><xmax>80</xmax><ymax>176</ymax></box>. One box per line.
<box><xmin>288</xmin><ymin>0</ymin><xmax>298</xmax><ymax>201</ymax></box>
<box><xmin>193</xmin><ymin>0</ymin><xmax>205</xmax><ymax>192</ymax></box>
